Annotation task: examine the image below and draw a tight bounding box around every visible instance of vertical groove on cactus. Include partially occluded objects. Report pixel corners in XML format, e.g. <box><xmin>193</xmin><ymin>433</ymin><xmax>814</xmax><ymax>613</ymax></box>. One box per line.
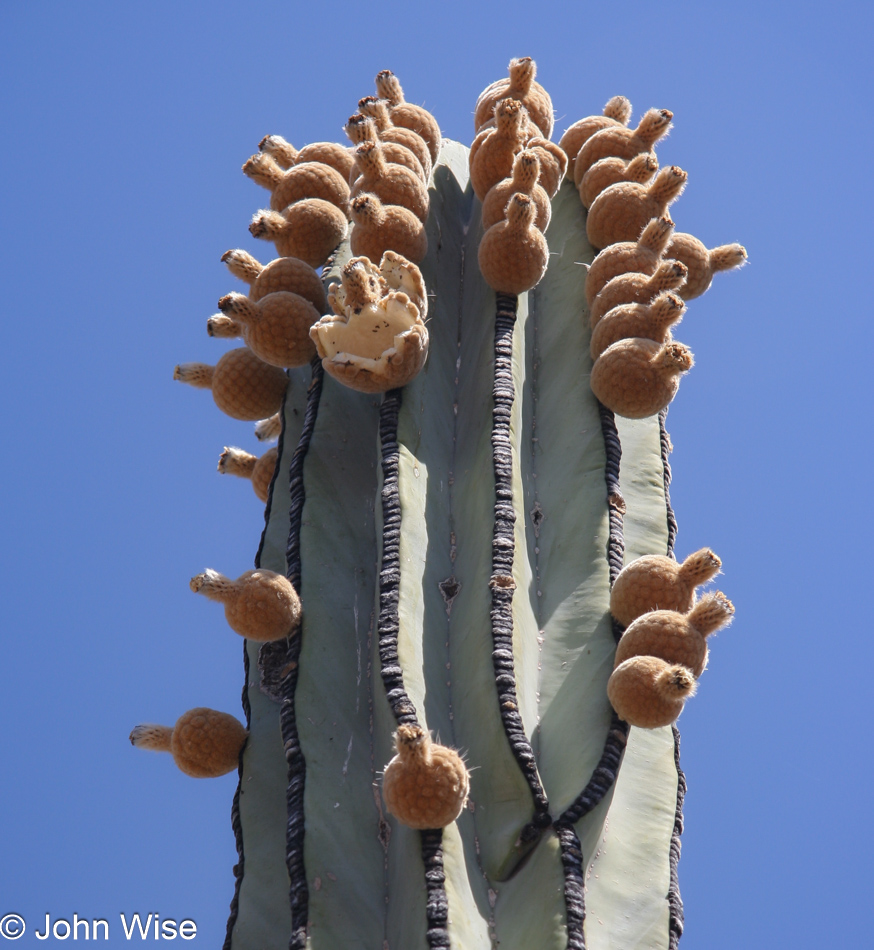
<box><xmin>378</xmin><ymin>387</ymin><xmax>419</xmax><ymax>726</ymax></box>
<box><xmin>421</xmin><ymin>829</ymin><xmax>451</xmax><ymax>949</ymax></box>
<box><xmin>659</xmin><ymin>408</ymin><xmax>678</xmax><ymax>557</ymax></box>
<box><xmin>491</xmin><ymin>292</ymin><xmax>550</xmax><ymax>829</ymax></box>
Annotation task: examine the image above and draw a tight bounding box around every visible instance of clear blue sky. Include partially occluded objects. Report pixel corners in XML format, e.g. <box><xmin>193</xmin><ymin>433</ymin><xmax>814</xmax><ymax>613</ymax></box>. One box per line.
<box><xmin>2</xmin><ymin>1</ymin><xmax>872</xmax><ymax>947</ymax></box>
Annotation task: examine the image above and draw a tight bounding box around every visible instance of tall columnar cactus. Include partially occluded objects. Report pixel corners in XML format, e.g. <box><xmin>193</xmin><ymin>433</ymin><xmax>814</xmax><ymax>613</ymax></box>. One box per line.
<box><xmin>132</xmin><ymin>58</ymin><xmax>746</xmax><ymax>950</ymax></box>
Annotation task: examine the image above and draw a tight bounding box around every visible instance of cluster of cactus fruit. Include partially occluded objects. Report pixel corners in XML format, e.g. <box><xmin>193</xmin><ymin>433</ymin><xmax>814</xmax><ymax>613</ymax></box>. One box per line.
<box><xmin>131</xmin><ymin>57</ymin><xmax>746</xmax><ymax>949</ymax></box>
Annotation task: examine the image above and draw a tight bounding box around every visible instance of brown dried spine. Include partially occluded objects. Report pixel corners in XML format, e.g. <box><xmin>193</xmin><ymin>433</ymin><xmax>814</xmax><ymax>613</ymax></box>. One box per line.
<box><xmin>613</xmin><ymin>591</ymin><xmax>735</xmax><ymax>677</ymax></box>
<box><xmin>587</xmin><ymin>166</ymin><xmax>688</xmax><ymax>250</ymax></box>
<box><xmin>610</xmin><ymin>547</ymin><xmax>722</xmax><ymax>628</ymax></box>
<box><xmin>590</xmin><ymin>339</ymin><xmax>694</xmax><ymax>419</ymax></box>
<box><xmin>173</xmin><ymin>348</ymin><xmax>288</xmax><ymax>421</ymax></box>
<box><xmin>586</xmin><ymin>216</ymin><xmax>675</xmax><ymax>306</ymax></box>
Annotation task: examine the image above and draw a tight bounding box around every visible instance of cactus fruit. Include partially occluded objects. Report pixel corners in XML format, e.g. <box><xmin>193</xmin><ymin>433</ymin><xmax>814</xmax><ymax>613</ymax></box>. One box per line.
<box><xmin>142</xmin><ymin>60</ymin><xmax>746</xmax><ymax>950</ymax></box>
<box><xmin>173</xmin><ymin>348</ymin><xmax>288</xmax><ymax>420</ymax></box>
<box><xmin>590</xmin><ymin>338</ymin><xmax>694</xmax><ymax>418</ymax></box>
<box><xmin>665</xmin><ymin>232</ymin><xmax>748</xmax><ymax>299</ymax></box>
<box><xmin>258</xmin><ymin>134</ymin><xmax>355</xmax><ymax>181</ymax></box>
<box><xmin>130</xmin><ymin>708</ymin><xmax>247</xmax><ymax>778</ymax></box>
<box><xmin>217</xmin><ymin>445</ymin><xmax>278</xmax><ymax>503</ymax></box>
<box><xmin>587</xmin><ymin>165</ymin><xmax>688</xmax><ymax>249</ymax></box>
<box><xmin>559</xmin><ymin>95</ymin><xmax>633</xmax><ymax>175</ymax></box>
<box><xmin>612</xmin><ymin>590</ymin><xmax>735</xmax><ymax>677</ymax></box>
<box><xmin>189</xmin><ymin>568</ymin><xmax>302</xmax><ymax>641</ymax></box>
<box><xmin>610</xmin><ymin>547</ymin><xmax>722</xmax><ymax>626</ymax></box>
<box><xmin>221</xmin><ymin>248</ymin><xmax>328</xmax><ymax>313</ymax></box>
<box><xmin>607</xmin><ymin>657</ymin><xmax>697</xmax><ymax>729</ymax></box>
<box><xmin>349</xmin><ymin>141</ymin><xmax>430</xmax><ymax>221</ymax></box>
<box><xmin>578</xmin><ymin>150</ymin><xmax>659</xmax><ymax>208</ymax></box>
<box><xmin>382</xmin><ymin>725</ymin><xmax>470</xmax><ymax>829</ymax></box>
<box><xmin>357</xmin><ymin>96</ymin><xmax>434</xmax><ymax>181</ymax></box>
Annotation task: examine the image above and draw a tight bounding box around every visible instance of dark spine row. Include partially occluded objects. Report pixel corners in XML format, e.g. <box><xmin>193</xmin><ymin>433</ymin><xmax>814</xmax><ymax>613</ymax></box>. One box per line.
<box><xmin>660</xmin><ymin>407</ymin><xmax>686</xmax><ymax>948</ymax></box>
<box><xmin>557</xmin><ymin>400</ymin><xmax>630</xmax><ymax>950</ymax></box>
<box><xmin>491</xmin><ymin>292</ymin><xmax>550</xmax><ymax>831</ymax></box>
<box><xmin>281</xmin><ymin>357</ymin><xmax>324</xmax><ymax>950</ymax></box>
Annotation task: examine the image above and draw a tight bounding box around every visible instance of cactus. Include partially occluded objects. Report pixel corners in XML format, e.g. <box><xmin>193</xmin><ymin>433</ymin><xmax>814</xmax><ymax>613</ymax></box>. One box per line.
<box><xmin>135</xmin><ymin>62</ymin><xmax>746</xmax><ymax>950</ymax></box>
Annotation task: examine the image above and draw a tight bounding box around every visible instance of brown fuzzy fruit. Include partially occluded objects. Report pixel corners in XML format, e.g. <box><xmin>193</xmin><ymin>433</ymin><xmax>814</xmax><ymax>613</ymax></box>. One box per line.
<box><xmin>665</xmin><ymin>233</ymin><xmax>748</xmax><ymax>300</ymax></box>
<box><xmin>190</xmin><ymin>568</ymin><xmax>301</xmax><ymax>642</ymax></box>
<box><xmin>382</xmin><ymin>725</ymin><xmax>469</xmax><ymax>829</ymax></box>
<box><xmin>613</xmin><ymin>591</ymin><xmax>735</xmax><ymax>677</ymax></box>
<box><xmin>525</xmin><ymin>136</ymin><xmax>568</xmax><ymax>198</ymax></box>
<box><xmin>209</xmin><ymin>292</ymin><xmax>317</xmax><ymax>369</ymax></box>
<box><xmin>470</xmin><ymin>98</ymin><xmax>530</xmax><ymax>201</ymax></box>
<box><xmin>349</xmin><ymin>193</ymin><xmax>427</xmax><ymax>264</ymax></box>
<box><xmin>345</xmin><ymin>116</ymin><xmax>427</xmax><ymax>184</ymax></box>
<box><xmin>589</xmin><ymin>260</ymin><xmax>688</xmax><ymax>328</ymax></box>
<box><xmin>590</xmin><ymin>338</ymin><xmax>693</xmax><ymax>419</ymax></box>
<box><xmin>357</xmin><ymin>97</ymin><xmax>433</xmax><ymax>181</ymax></box>
<box><xmin>610</xmin><ymin>548</ymin><xmax>723</xmax><ymax>628</ymax></box>
<box><xmin>478</xmin><ymin>193</ymin><xmax>548</xmax><ymax>294</ymax></box>
<box><xmin>481</xmin><ymin>150</ymin><xmax>551</xmax><ymax>232</ymax></box>
<box><xmin>249</xmin><ymin>200</ymin><xmax>347</xmax><ymax>269</ymax></box>
<box><xmin>350</xmin><ymin>141</ymin><xmax>430</xmax><ymax>222</ymax></box>
<box><xmin>221</xmin><ymin>249</ymin><xmax>328</xmax><ymax>314</ymax></box>
<box><xmin>474</xmin><ymin>56</ymin><xmax>554</xmax><ymax>139</ymax></box>
<box><xmin>374</xmin><ymin>70</ymin><xmax>442</xmax><ymax>163</ymax></box>
<box><xmin>587</xmin><ymin>166</ymin><xmax>688</xmax><ymax>250</ymax></box>
<box><xmin>130</xmin><ymin>708</ymin><xmax>247</xmax><ymax>778</ymax></box>
<box><xmin>586</xmin><ymin>216</ymin><xmax>675</xmax><ymax>307</ymax></box>
<box><xmin>559</xmin><ymin>96</ymin><xmax>633</xmax><ymax>177</ymax></box>
<box><xmin>574</xmin><ymin>108</ymin><xmax>673</xmax><ymax>182</ymax></box>
<box><xmin>173</xmin><ymin>348</ymin><xmax>288</xmax><ymax>421</ymax></box>
<box><xmin>579</xmin><ymin>151</ymin><xmax>659</xmax><ymax>208</ymax></box>
<box><xmin>217</xmin><ymin>445</ymin><xmax>278</xmax><ymax>504</ymax></box>
<box><xmin>589</xmin><ymin>291</ymin><xmax>686</xmax><ymax>360</ymax></box>
<box><xmin>242</xmin><ymin>153</ymin><xmax>350</xmax><ymax>216</ymax></box>
<box><xmin>259</xmin><ymin>135</ymin><xmax>354</xmax><ymax>181</ymax></box>
<box><xmin>607</xmin><ymin>657</ymin><xmax>696</xmax><ymax>729</ymax></box>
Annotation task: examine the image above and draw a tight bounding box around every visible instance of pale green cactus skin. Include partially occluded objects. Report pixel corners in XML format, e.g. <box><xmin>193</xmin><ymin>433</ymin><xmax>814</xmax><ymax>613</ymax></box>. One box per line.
<box><xmin>227</xmin><ymin>142</ymin><xmax>681</xmax><ymax>950</ymax></box>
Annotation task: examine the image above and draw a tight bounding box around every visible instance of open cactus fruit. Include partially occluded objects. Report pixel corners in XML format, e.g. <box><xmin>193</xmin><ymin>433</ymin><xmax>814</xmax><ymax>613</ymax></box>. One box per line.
<box><xmin>132</xmin><ymin>58</ymin><xmax>747</xmax><ymax>949</ymax></box>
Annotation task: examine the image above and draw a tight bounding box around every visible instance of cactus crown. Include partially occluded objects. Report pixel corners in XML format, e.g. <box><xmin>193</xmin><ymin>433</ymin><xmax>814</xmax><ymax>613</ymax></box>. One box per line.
<box><xmin>375</xmin><ymin>69</ymin><xmax>403</xmax><ymax>105</ymax></box>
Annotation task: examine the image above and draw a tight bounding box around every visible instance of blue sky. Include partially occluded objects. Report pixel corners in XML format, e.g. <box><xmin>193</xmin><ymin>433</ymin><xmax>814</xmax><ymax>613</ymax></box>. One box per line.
<box><xmin>1</xmin><ymin>1</ymin><xmax>872</xmax><ymax>947</ymax></box>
